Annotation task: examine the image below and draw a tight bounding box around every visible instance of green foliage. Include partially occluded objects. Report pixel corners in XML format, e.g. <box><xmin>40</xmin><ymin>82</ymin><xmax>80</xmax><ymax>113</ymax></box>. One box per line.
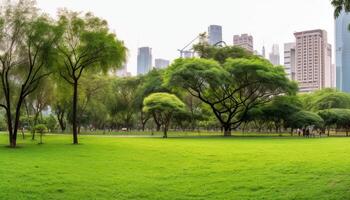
<box><xmin>34</xmin><ymin>124</ymin><xmax>48</xmax><ymax>134</ymax></box>
<box><xmin>318</xmin><ymin>109</ymin><xmax>350</xmax><ymax>132</ymax></box>
<box><xmin>288</xmin><ymin>111</ymin><xmax>324</xmax><ymax>129</ymax></box>
<box><xmin>143</xmin><ymin>93</ymin><xmax>185</xmax><ymax>137</ymax></box>
<box><xmin>165</xmin><ymin>55</ymin><xmax>296</xmax><ymax>135</ymax></box>
<box><xmin>300</xmin><ymin>89</ymin><xmax>350</xmax><ymax>111</ymax></box>
<box><xmin>56</xmin><ymin>10</ymin><xmax>127</xmax><ymax>76</ymax></box>
<box><xmin>193</xmin><ymin>43</ymin><xmax>254</xmax><ymax>64</ymax></box>
<box><xmin>143</xmin><ymin>93</ymin><xmax>186</xmax><ymax>114</ymax></box>
<box><xmin>332</xmin><ymin>0</ymin><xmax>350</xmax><ymax>18</ymax></box>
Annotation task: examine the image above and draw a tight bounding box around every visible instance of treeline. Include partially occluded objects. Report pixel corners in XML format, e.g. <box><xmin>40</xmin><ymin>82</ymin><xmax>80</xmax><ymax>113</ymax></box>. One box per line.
<box><xmin>1</xmin><ymin>1</ymin><xmax>347</xmax><ymax>148</ymax></box>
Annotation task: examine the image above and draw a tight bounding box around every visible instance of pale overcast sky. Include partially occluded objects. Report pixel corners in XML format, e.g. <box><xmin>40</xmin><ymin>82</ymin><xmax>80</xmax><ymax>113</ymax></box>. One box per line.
<box><xmin>36</xmin><ymin>0</ymin><xmax>335</xmax><ymax>75</ymax></box>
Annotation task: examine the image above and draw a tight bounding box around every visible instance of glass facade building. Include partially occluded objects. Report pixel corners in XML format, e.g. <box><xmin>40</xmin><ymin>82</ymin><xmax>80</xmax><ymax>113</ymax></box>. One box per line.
<box><xmin>336</xmin><ymin>11</ymin><xmax>350</xmax><ymax>92</ymax></box>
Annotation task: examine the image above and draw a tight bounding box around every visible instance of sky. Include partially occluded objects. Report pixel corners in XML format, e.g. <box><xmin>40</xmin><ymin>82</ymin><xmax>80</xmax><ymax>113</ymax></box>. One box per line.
<box><xmin>36</xmin><ymin>0</ymin><xmax>335</xmax><ymax>75</ymax></box>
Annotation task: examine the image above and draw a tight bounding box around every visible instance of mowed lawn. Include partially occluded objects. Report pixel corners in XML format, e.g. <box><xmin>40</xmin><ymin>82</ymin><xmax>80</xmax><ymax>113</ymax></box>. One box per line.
<box><xmin>1</xmin><ymin>135</ymin><xmax>350</xmax><ymax>200</ymax></box>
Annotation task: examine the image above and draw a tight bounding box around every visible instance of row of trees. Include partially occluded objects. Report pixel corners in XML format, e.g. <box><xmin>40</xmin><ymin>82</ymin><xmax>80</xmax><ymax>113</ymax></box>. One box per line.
<box><xmin>0</xmin><ymin>0</ymin><xmax>126</xmax><ymax>147</ymax></box>
<box><xmin>1</xmin><ymin>0</ymin><xmax>350</xmax><ymax>147</ymax></box>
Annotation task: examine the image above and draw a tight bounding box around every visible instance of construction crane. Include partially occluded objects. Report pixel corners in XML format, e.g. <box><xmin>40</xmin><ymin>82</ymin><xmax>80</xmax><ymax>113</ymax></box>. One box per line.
<box><xmin>178</xmin><ymin>32</ymin><xmax>207</xmax><ymax>58</ymax></box>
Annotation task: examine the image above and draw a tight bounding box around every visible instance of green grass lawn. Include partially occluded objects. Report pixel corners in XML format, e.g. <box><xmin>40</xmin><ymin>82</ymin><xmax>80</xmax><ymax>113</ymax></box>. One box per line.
<box><xmin>1</xmin><ymin>134</ymin><xmax>350</xmax><ymax>200</ymax></box>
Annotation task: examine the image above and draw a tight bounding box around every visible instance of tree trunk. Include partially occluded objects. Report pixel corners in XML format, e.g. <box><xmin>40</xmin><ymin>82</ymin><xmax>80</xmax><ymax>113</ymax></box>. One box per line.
<box><xmin>223</xmin><ymin>125</ymin><xmax>231</xmax><ymax>137</ymax></box>
<box><xmin>6</xmin><ymin>109</ymin><xmax>13</xmax><ymax>146</ymax></box>
<box><xmin>72</xmin><ymin>81</ymin><xmax>79</xmax><ymax>144</ymax></box>
<box><xmin>32</xmin><ymin>131</ymin><xmax>36</xmax><ymax>140</ymax></box>
<box><xmin>163</xmin><ymin>127</ymin><xmax>168</xmax><ymax>138</ymax></box>
<box><xmin>327</xmin><ymin>128</ymin><xmax>330</xmax><ymax>137</ymax></box>
<box><xmin>12</xmin><ymin>96</ymin><xmax>24</xmax><ymax>148</ymax></box>
<box><xmin>156</xmin><ymin>123</ymin><xmax>161</xmax><ymax>132</ymax></box>
<box><xmin>57</xmin><ymin>112</ymin><xmax>66</xmax><ymax>132</ymax></box>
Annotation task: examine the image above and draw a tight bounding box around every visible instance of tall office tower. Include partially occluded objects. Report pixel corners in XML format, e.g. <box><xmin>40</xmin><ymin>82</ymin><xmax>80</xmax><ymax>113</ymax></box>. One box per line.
<box><xmin>336</xmin><ymin>11</ymin><xmax>350</xmax><ymax>92</ymax></box>
<box><xmin>294</xmin><ymin>29</ymin><xmax>333</xmax><ymax>92</ymax></box>
<box><xmin>137</xmin><ymin>47</ymin><xmax>152</xmax><ymax>75</ymax></box>
<box><xmin>284</xmin><ymin>43</ymin><xmax>296</xmax><ymax>80</ymax></box>
<box><xmin>208</xmin><ymin>25</ymin><xmax>222</xmax><ymax>45</ymax></box>
<box><xmin>233</xmin><ymin>34</ymin><xmax>254</xmax><ymax>52</ymax></box>
<box><xmin>154</xmin><ymin>59</ymin><xmax>170</xmax><ymax>69</ymax></box>
<box><xmin>269</xmin><ymin>44</ymin><xmax>280</xmax><ymax>65</ymax></box>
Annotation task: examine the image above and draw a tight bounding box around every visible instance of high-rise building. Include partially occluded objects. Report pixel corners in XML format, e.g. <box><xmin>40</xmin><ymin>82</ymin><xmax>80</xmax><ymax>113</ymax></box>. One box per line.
<box><xmin>269</xmin><ymin>44</ymin><xmax>280</xmax><ymax>65</ymax></box>
<box><xmin>336</xmin><ymin>11</ymin><xmax>350</xmax><ymax>92</ymax></box>
<box><xmin>294</xmin><ymin>29</ymin><xmax>333</xmax><ymax>92</ymax></box>
<box><xmin>208</xmin><ymin>25</ymin><xmax>222</xmax><ymax>45</ymax></box>
<box><xmin>137</xmin><ymin>47</ymin><xmax>152</xmax><ymax>75</ymax></box>
<box><xmin>284</xmin><ymin>43</ymin><xmax>296</xmax><ymax>80</ymax></box>
<box><xmin>233</xmin><ymin>34</ymin><xmax>254</xmax><ymax>52</ymax></box>
<box><xmin>154</xmin><ymin>59</ymin><xmax>170</xmax><ymax>69</ymax></box>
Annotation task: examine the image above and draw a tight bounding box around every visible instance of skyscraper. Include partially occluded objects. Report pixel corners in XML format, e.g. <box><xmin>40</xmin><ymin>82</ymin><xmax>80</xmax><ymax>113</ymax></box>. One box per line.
<box><xmin>336</xmin><ymin>11</ymin><xmax>350</xmax><ymax>92</ymax></box>
<box><xmin>233</xmin><ymin>34</ymin><xmax>254</xmax><ymax>52</ymax></box>
<box><xmin>269</xmin><ymin>44</ymin><xmax>280</xmax><ymax>66</ymax></box>
<box><xmin>137</xmin><ymin>47</ymin><xmax>152</xmax><ymax>75</ymax></box>
<box><xmin>294</xmin><ymin>29</ymin><xmax>333</xmax><ymax>92</ymax></box>
<box><xmin>284</xmin><ymin>43</ymin><xmax>296</xmax><ymax>80</ymax></box>
<box><xmin>154</xmin><ymin>59</ymin><xmax>170</xmax><ymax>69</ymax></box>
<box><xmin>208</xmin><ymin>25</ymin><xmax>222</xmax><ymax>46</ymax></box>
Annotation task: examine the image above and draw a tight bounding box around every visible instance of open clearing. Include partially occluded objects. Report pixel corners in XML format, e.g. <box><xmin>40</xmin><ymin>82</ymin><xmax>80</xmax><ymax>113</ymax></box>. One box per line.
<box><xmin>1</xmin><ymin>135</ymin><xmax>350</xmax><ymax>200</ymax></box>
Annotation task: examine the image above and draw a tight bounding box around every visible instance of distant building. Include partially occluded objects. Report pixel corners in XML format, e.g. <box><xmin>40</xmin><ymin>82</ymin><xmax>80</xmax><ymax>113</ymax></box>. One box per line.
<box><xmin>294</xmin><ymin>29</ymin><xmax>333</xmax><ymax>92</ymax></box>
<box><xmin>336</xmin><ymin>10</ymin><xmax>350</xmax><ymax>92</ymax></box>
<box><xmin>208</xmin><ymin>25</ymin><xmax>222</xmax><ymax>45</ymax></box>
<box><xmin>284</xmin><ymin>42</ymin><xmax>296</xmax><ymax>80</ymax></box>
<box><xmin>269</xmin><ymin>44</ymin><xmax>280</xmax><ymax>66</ymax></box>
<box><xmin>154</xmin><ymin>59</ymin><xmax>170</xmax><ymax>69</ymax></box>
<box><xmin>115</xmin><ymin>65</ymin><xmax>131</xmax><ymax>77</ymax></box>
<box><xmin>233</xmin><ymin>34</ymin><xmax>254</xmax><ymax>52</ymax></box>
<box><xmin>182</xmin><ymin>50</ymin><xmax>194</xmax><ymax>58</ymax></box>
<box><xmin>137</xmin><ymin>47</ymin><xmax>152</xmax><ymax>75</ymax></box>
<box><xmin>262</xmin><ymin>46</ymin><xmax>266</xmax><ymax>58</ymax></box>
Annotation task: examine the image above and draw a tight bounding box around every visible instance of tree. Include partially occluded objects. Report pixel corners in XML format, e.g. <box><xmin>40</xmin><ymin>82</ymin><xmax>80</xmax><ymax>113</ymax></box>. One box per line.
<box><xmin>288</xmin><ymin>111</ymin><xmax>324</xmax><ymax>130</ymax></box>
<box><xmin>135</xmin><ymin>69</ymin><xmax>170</xmax><ymax>131</ymax></box>
<box><xmin>143</xmin><ymin>93</ymin><xmax>185</xmax><ymax>138</ymax></box>
<box><xmin>34</xmin><ymin>124</ymin><xmax>47</xmax><ymax>144</ymax></box>
<box><xmin>193</xmin><ymin>43</ymin><xmax>253</xmax><ymax>64</ymax></box>
<box><xmin>25</xmin><ymin>78</ymin><xmax>54</xmax><ymax>140</ymax></box>
<box><xmin>332</xmin><ymin>0</ymin><xmax>350</xmax><ymax>18</ymax></box>
<box><xmin>261</xmin><ymin>96</ymin><xmax>302</xmax><ymax>133</ymax></box>
<box><xmin>108</xmin><ymin>77</ymin><xmax>140</xmax><ymax>130</ymax></box>
<box><xmin>300</xmin><ymin>89</ymin><xmax>350</xmax><ymax>111</ymax></box>
<box><xmin>52</xmin><ymin>80</ymin><xmax>71</xmax><ymax>132</ymax></box>
<box><xmin>166</xmin><ymin>57</ymin><xmax>296</xmax><ymax>136</ymax></box>
<box><xmin>0</xmin><ymin>1</ymin><xmax>60</xmax><ymax>147</ymax></box>
<box><xmin>56</xmin><ymin>10</ymin><xmax>127</xmax><ymax>144</ymax></box>
<box><xmin>318</xmin><ymin>109</ymin><xmax>350</xmax><ymax>136</ymax></box>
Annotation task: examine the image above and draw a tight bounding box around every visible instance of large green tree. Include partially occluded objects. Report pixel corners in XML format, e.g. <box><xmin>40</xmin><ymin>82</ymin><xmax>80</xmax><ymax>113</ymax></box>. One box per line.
<box><xmin>143</xmin><ymin>93</ymin><xmax>185</xmax><ymax>138</ymax></box>
<box><xmin>166</xmin><ymin>57</ymin><xmax>296</xmax><ymax>136</ymax></box>
<box><xmin>56</xmin><ymin>10</ymin><xmax>127</xmax><ymax>144</ymax></box>
<box><xmin>0</xmin><ymin>0</ymin><xmax>60</xmax><ymax>147</ymax></box>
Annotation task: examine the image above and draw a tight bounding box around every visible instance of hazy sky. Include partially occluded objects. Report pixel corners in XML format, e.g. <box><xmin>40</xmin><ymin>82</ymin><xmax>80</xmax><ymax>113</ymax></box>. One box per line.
<box><xmin>36</xmin><ymin>0</ymin><xmax>335</xmax><ymax>75</ymax></box>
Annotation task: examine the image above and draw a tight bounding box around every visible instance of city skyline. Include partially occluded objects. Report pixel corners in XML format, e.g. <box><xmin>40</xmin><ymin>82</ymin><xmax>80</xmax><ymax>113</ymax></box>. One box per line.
<box><xmin>36</xmin><ymin>0</ymin><xmax>335</xmax><ymax>76</ymax></box>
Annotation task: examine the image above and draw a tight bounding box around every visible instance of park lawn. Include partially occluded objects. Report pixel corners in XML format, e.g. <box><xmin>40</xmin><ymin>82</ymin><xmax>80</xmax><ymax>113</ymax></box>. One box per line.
<box><xmin>1</xmin><ymin>135</ymin><xmax>350</xmax><ymax>199</ymax></box>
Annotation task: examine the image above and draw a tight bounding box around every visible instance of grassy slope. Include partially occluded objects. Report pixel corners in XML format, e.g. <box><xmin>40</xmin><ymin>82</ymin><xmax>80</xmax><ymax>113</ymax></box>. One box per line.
<box><xmin>1</xmin><ymin>135</ymin><xmax>350</xmax><ymax>200</ymax></box>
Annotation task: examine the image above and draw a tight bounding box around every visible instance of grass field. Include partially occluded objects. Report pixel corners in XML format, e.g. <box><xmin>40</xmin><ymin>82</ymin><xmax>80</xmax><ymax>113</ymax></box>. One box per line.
<box><xmin>1</xmin><ymin>134</ymin><xmax>350</xmax><ymax>200</ymax></box>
